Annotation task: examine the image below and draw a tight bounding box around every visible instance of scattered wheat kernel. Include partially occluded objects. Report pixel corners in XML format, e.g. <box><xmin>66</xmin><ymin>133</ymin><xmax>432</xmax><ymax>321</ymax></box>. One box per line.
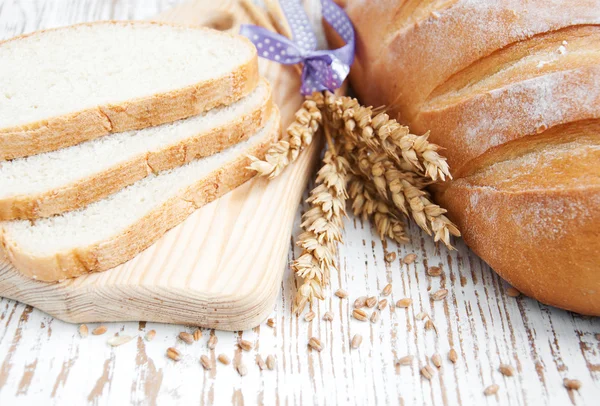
<box><xmin>396</xmin><ymin>298</ymin><xmax>413</xmax><ymax>308</ymax></box>
<box><xmin>384</xmin><ymin>252</ymin><xmax>397</xmax><ymax>263</ymax></box>
<box><xmin>431</xmin><ymin>289</ymin><xmax>448</xmax><ymax>301</ymax></box>
<box><xmin>563</xmin><ymin>379</ymin><xmax>581</xmax><ymax>390</ymax></box>
<box><xmin>266</xmin><ymin>318</ymin><xmax>275</xmax><ymax>328</ymax></box>
<box><xmin>92</xmin><ymin>326</ymin><xmax>107</xmax><ymax>336</ymax></box>
<box><xmin>370</xmin><ymin>311</ymin><xmax>379</xmax><ymax>323</ymax></box>
<box><xmin>335</xmin><ymin>289</ymin><xmax>348</xmax><ymax>299</ymax></box>
<box><xmin>396</xmin><ymin>297</ymin><xmax>412</xmax><ymax>308</ymax></box>
<box><xmin>179</xmin><ymin>332</ymin><xmax>194</xmax><ymax>345</ymax></box>
<box><xmin>427</xmin><ymin>266</ymin><xmax>442</xmax><ymax>277</ymax></box>
<box><xmin>218</xmin><ymin>354</ymin><xmax>231</xmax><ymax>365</ymax></box>
<box><xmin>499</xmin><ymin>364</ymin><xmax>515</xmax><ymax>376</ymax></box>
<box><xmin>308</xmin><ymin>337</ymin><xmax>323</xmax><ymax>352</ymax></box>
<box><xmin>239</xmin><ymin>339</ymin><xmax>253</xmax><ymax>352</ymax></box>
<box><xmin>351</xmin><ymin>334</ymin><xmax>363</xmax><ymax>349</ymax></box>
<box><xmin>596</xmin><ymin>333</ymin><xmax>600</xmax><ymax>341</ymax></box>
<box><xmin>396</xmin><ymin>355</ymin><xmax>413</xmax><ymax>366</ymax></box>
<box><xmin>382</xmin><ymin>283</ymin><xmax>393</xmax><ymax>296</ymax></box>
<box><xmin>378</xmin><ymin>299</ymin><xmax>388</xmax><ymax>310</ymax></box>
<box><xmin>420</xmin><ymin>365</ymin><xmax>435</xmax><ymax>380</ymax></box>
<box><xmin>352</xmin><ymin>309</ymin><xmax>368</xmax><ymax>321</ymax></box>
<box><xmin>366</xmin><ymin>296</ymin><xmax>377</xmax><ymax>308</ymax></box>
<box><xmin>323</xmin><ymin>311</ymin><xmax>334</xmax><ymax>321</ymax></box>
<box><xmin>431</xmin><ymin>353</ymin><xmax>442</xmax><ymax>368</ymax></box>
<box><xmin>78</xmin><ymin>324</ymin><xmax>89</xmax><ymax>338</ymax></box>
<box><xmin>266</xmin><ymin>355</ymin><xmax>276</xmax><ymax>370</ymax></box>
<box><xmin>304</xmin><ymin>311</ymin><xmax>316</xmax><ymax>322</ymax></box>
<box><xmin>506</xmin><ymin>287</ymin><xmax>521</xmax><ymax>297</ymax></box>
<box><xmin>107</xmin><ymin>335</ymin><xmax>134</xmax><ymax>347</ymax></box>
<box><xmin>403</xmin><ymin>254</ymin><xmax>417</xmax><ymax>264</ymax></box>
<box><xmin>166</xmin><ymin>347</ymin><xmax>181</xmax><ymax>362</ymax></box>
<box><xmin>424</xmin><ymin>320</ymin><xmax>436</xmax><ymax>331</ymax></box>
<box><xmin>208</xmin><ymin>335</ymin><xmax>218</xmax><ymax>349</ymax></box>
<box><xmin>200</xmin><ymin>355</ymin><xmax>212</xmax><ymax>370</ymax></box>
<box><xmin>256</xmin><ymin>354</ymin><xmax>267</xmax><ymax>370</ymax></box>
<box><xmin>448</xmin><ymin>349</ymin><xmax>458</xmax><ymax>363</ymax></box>
<box><xmin>145</xmin><ymin>330</ymin><xmax>156</xmax><ymax>342</ymax></box>
<box><xmin>354</xmin><ymin>296</ymin><xmax>367</xmax><ymax>308</ymax></box>
<box><xmin>484</xmin><ymin>384</ymin><xmax>499</xmax><ymax>396</ymax></box>
<box><xmin>193</xmin><ymin>329</ymin><xmax>202</xmax><ymax>341</ymax></box>
<box><xmin>236</xmin><ymin>361</ymin><xmax>248</xmax><ymax>376</ymax></box>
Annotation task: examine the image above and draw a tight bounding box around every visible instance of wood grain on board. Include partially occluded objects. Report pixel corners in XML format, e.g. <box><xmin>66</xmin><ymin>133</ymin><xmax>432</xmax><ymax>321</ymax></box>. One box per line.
<box><xmin>0</xmin><ymin>0</ymin><xmax>320</xmax><ymax>331</ymax></box>
<box><xmin>0</xmin><ymin>1</ymin><xmax>598</xmax><ymax>405</ymax></box>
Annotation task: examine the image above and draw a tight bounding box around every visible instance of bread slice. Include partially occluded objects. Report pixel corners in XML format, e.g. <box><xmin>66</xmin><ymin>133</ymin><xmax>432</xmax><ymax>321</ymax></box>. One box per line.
<box><xmin>0</xmin><ymin>21</ymin><xmax>259</xmax><ymax>160</ymax></box>
<box><xmin>0</xmin><ymin>109</ymin><xmax>280</xmax><ymax>282</ymax></box>
<box><xmin>0</xmin><ymin>79</ymin><xmax>272</xmax><ymax>220</ymax></box>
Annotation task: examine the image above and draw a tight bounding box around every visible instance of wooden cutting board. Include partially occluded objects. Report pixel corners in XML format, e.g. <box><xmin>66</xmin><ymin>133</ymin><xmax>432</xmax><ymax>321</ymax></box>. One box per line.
<box><xmin>0</xmin><ymin>0</ymin><xmax>320</xmax><ymax>331</ymax></box>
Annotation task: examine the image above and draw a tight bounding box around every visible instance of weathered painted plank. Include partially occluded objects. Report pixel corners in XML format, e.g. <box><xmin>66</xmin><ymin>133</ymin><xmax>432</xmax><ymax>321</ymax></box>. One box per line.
<box><xmin>0</xmin><ymin>1</ymin><xmax>598</xmax><ymax>405</ymax></box>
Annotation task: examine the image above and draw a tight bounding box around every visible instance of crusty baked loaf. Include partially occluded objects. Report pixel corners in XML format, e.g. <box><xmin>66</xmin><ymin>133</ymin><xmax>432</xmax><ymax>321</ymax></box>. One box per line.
<box><xmin>0</xmin><ymin>79</ymin><xmax>272</xmax><ymax>220</ymax></box>
<box><xmin>341</xmin><ymin>0</ymin><xmax>600</xmax><ymax>315</ymax></box>
<box><xmin>0</xmin><ymin>21</ymin><xmax>259</xmax><ymax>160</ymax></box>
<box><xmin>0</xmin><ymin>109</ymin><xmax>280</xmax><ymax>282</ymax></box>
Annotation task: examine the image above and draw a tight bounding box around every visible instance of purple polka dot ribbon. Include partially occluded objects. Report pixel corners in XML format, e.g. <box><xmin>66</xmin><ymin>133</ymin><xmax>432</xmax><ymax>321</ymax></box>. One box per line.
<box><xmin>240</xmin><ymin>0</ymin><xmax>355</xmax><ymax>95</ymax></box>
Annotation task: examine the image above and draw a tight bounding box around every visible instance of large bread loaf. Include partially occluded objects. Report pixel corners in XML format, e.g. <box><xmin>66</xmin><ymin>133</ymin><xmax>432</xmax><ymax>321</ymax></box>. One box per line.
<box><xmin>341</xmin><ymin>0</ymin><xmax>600</xmax><ymax>315</ymax></box>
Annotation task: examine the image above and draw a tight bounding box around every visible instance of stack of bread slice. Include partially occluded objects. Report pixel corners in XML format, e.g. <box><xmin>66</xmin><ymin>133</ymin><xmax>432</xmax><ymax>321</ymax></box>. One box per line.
<box><xmin>0</xmin><ymin>21</ymin><xmax>280</xmax><ymax>282</ymax></box>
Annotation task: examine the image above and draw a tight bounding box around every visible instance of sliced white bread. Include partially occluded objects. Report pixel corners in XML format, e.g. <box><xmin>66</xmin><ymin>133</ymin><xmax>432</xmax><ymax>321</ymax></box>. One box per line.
<box><xmin>0</xmin><ymin>21</ymin><xmax>259</xmax><ymax>160</ymax></box>
<box><xmin>0</xmin><ymin>79</ymin><xmax>272</xmax><ymax>220</ymax></box>
<box><xmin>0</xmin><ymin>108</ymin><xmax>280</xmax><ymax>282</ymax></box>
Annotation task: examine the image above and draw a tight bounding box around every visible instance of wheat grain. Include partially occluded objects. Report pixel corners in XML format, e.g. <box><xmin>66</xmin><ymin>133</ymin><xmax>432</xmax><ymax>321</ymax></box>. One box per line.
<box><xmin>563</xmin><ymin>379</ymin><xmax>581</xmax><ymax>390</ymax></box>
<box><xmin>382</xmin><ymin>284</ymin><xmax>393</xmax><ymax>296</ymax></box>
<box><xmin>107</xmin><ymin>335</ymin><xmax>134</xmax><ymax>347</ymax></box>
<box><xmin>403</xmin><ymin>254</ymin><xmax>417</xmax><ymax>264</ymax></box>
<box><xmin>484</xmin><ymin>384</ymin><xmax>499</xmax><ymax>396</ymax></box>
<box><xmin>308</xmin><ymin>337</ymin><xmax>323</xmax><ymax>352</ymax></box>
<box><xmin>384</xmin><ymin>252</ymin><xmax>396</xmax><ymax>263</ymax></box>
<box><xmin>208</xmin><ymin>335</ymin><xmax>218</xmax><ymax>350</ymax></box>
<box><xmin>200</xmin><ymin>355</ymin><xmax>212</xmax><ymax>370</ymax></box>
<box><xmin>145</xmin><ymin>330</ymin><xmax>156</xmax><ymax>342</ymax></box>
<box><xmin>420</xmin><ymin>365</ymin><xmax>435</xmax><ymax>380</ymax></box>
<box><xmin>366</xmin><ymin>296</ymin><xmax>377</xmax><ymax>308</ymax></box>
<box><xmin>370</xmin><ymin>311</ymin><xmax>379</xmax><ymax>323</ymax></box>
<box><xmin>238</xmin><ymin>339</ymin><xmax>253</xmax><ymax>352</ymax></box>
<box><xmin>248</xmin><ymin>97</ymin><xmax>323</xmax><ymax>179</ymax></box>
<box><xmin>506</xmin><ymin>287</ymin><xmax>521</xmax><ymax>297</ymax></box>
<box><xmin>92</xmin><ymin>326</ymin><xmax>107</xmax><ymax>336</ymax></box>
<box><xmin>353</xmin><ymin>309</ymin><xmax>368</xmax><ymax>321</ymax></box>
<box><xmin>218</xmin><ymin>354</ymin><xmax>231</xmax><ymax>365</ymax></box>
<box><xmin>236</xmin><ymin>360</ymin><xmax>248</xmax><ymax>376</ymax></box>
<box><xmin>431</xmin><ymin>353</ymin><xmax>442</xmax><ymax>368</ymax></box>
<box><xmin>396</xmin><ymin>355</ymin><xmax>413</xmax><ymax>366</ymax></box>
<box><xmin>323</xmin><ymin>311</ymin><xmax>334</xmax><ymax>321</ymax></box>
<box><xmin>448</xmin><ymin>349</ymin><xmax>458</xmax><ymax>363</ymax></box>
<box><xmin>266</xmin><ymin>318</ymin><xmax>275</xmax><ymax>328</ymax></box>
<box><xmin>304</xmin><ymin>311</ymin><xmax>316</xmax><ymax>322</ymax></box>
<box><xmin>179</xmin><ymin>332</ymin><xmax>194</xmax><ymax>345</ymax></box>
<box><xmin>499</xmin><ymin>364</ymin><xmax>515</xmax><ymax>377</ymax></box>
<box><xmin>431</xmin><ymin>289</ymin><xmax>448</xmax><ymax>301</ymax></box>
<box><xmin>79</xmin><ymin>324</ymin><xmax>88</xmax><ymax>338</ymax></box>
<box><xmin>193</xmin><ymin>329</ymin><xmax>202</xmax><ymax>341</ymax></box>
<box><xmin>396</xmin><ymin>298</ymin><xmax>412</xmax><ymax>308</ymax></box>
<box><xmin>378</xmin><ymin>299</ymin><xmax>388</xmax><ymax>310</ymax></box>
<box><xmin>427</xmin><ymin>267</ymin><xmax>443</xmax><ymax>277</ymax></box>
<box><xmin>351</xmin><ymin>334</ymin><xmax>363</xmax><ymax>349</ymax></box>
<box><xmin>166</xmin><ymin>347</ymin><xmax>181</xmax><ymax>362</ymax></box>
<box><xmin>354</xmin><ymin>296</ymin><xmax>367</xmax><ymax>308</ymax></box>
<box><xmin>335</xmin><ymin>289</ymin><xmax>348</xmax><ymax>298</ymax></box>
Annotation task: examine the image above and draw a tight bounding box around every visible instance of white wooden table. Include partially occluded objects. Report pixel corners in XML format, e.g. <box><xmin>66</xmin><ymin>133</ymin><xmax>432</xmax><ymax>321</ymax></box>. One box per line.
<box><xmin>0</xmin><ymin>1</ymin><xmax>599</xmax><ymax>405</ymax></box>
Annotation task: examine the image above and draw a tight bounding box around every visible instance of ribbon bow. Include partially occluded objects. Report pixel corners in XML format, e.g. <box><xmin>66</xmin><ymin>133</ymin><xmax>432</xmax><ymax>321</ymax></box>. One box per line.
<box><xmin>240</xmin><ymin>0</ymin><xmax>355</xmax><ymax>95</ymax></box>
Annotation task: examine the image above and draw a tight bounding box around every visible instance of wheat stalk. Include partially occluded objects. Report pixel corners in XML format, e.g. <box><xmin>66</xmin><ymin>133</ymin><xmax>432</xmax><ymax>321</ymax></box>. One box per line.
<box><xmin>322</xmin><ymin>92</ymin><xmax>451</xmax><ymax>181</ymax></box>
<box><xmin>248</xmin><ymin>95</ymin><xmax>323</xmax><ymax>179</ymax></box>
<box><xmin>292</xmin><ymin>144</ymin><xmax>348</xmax><ymax>314</ymax></box>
